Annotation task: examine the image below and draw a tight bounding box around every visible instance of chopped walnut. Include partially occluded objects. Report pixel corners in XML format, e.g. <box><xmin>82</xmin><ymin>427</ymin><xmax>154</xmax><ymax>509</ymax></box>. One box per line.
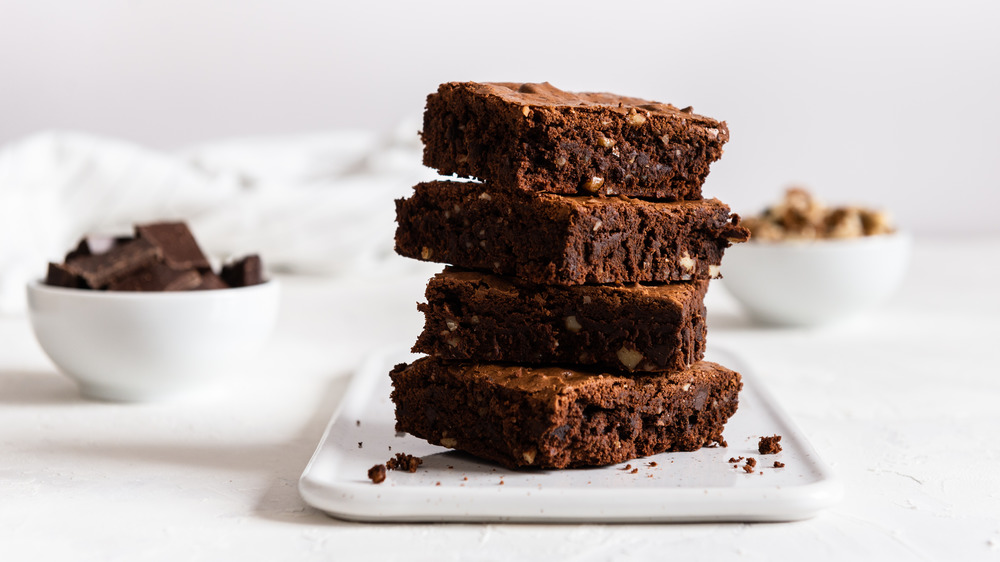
<box><xmin>744</xmin><ymin>187</ymin><xmax>895</xmax><ymax>241</ymax></box>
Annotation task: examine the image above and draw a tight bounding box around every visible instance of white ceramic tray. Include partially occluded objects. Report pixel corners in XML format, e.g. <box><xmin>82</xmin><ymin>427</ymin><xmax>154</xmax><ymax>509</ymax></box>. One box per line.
<box><xmin>299</xmin><ymin>348</ymin><xmax>843</xmax><ymax>522</ymax></box>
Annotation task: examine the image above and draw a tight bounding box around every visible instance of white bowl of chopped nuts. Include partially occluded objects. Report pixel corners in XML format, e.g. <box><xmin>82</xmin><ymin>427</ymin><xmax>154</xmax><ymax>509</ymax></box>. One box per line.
<box><xmin>720</xmin><ymin>189</ymin><xmax>911</xmax><ymax>327</ymax></box>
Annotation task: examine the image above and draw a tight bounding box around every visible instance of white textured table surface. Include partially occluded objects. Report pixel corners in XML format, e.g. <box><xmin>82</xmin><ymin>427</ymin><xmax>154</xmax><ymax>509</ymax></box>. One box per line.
<box><xmin>2</xmin><ymin>237</ymin><xmax>998</xmax><ymax>561</ymax></box>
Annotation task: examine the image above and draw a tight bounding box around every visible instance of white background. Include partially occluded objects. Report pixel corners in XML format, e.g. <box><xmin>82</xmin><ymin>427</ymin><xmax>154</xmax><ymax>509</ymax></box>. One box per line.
<box><xmin>2</xmin><ymin>0</ymin><xmax>999</xmax><ymax>234</ymax></box>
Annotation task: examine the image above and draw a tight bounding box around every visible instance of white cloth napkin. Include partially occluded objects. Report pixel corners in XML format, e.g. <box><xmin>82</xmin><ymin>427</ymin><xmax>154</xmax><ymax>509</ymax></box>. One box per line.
<box><xmin>0</xmin><ymin>121</ymin><xmax>437</xmax><ymax>313</ymax></box>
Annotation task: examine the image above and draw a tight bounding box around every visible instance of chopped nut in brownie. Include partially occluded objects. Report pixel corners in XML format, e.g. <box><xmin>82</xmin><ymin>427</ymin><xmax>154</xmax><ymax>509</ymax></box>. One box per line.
<box><xmin>774</xmin><ymin>461</ymin><xmax>786</xmax><ymax>468</ymax></box>
<box><xmin>386</xmin><ymin>452</ymin><xmax>423</xmax><ymax>473</ymax></box>
<box><xmin>367</xmin><ymin>464</ymin><xmax>387</xmax><ymax>484</ymax></box>
<box><xmin>758</xmin><ymin>434</ymin><xmax>783</xmax><ymax>455</ymax></box>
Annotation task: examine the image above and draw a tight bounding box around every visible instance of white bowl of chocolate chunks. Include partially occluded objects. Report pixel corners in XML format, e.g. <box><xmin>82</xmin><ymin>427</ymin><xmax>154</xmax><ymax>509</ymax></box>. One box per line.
<box><xmin>721</xmin><ymin>188</ymin><xmax>911</xmax><ymax>327</ymax></box>
<box><xmin>26</xmin><ymin>222</ymin><xmax>280</xmax><ymax>401</ymax></box>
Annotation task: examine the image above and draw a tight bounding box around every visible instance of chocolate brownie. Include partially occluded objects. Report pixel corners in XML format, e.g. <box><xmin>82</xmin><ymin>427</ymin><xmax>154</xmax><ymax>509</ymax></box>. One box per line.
<box><xmin>414</xmin><ymin>268</ymin><xmax>708</xmax><ymax>372</ymax></box>
<box><xmin>421</xmin><ymin>82</ymin><xmax>729</xmax><ymax>200</ymax></box>
<box><xmin>390</xmin><ymin>357</ymin><xmax>742</xmax><ymax>469</ymax></box>
<box><xmin>395</xmin><ymin>180</ymin><xmax>749</xmax><ymax>285</ymax></box>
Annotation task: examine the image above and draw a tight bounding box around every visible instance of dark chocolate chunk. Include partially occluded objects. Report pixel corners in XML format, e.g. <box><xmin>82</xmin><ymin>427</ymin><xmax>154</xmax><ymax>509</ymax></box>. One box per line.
<box><xmin>107</xmin><ymin>263</ymin><xmax>202</xmax><ymax>292</ymax></box>
<box><xmin>193</xmin><ymin>271</ymin><xmax>229</xmax><ymax>290</ymax></box>
<box><xmin>45</xmin><ymin>263</ymin><xmax>84</xmax><ymax>288</ymax></box>
<box><xmin>136</xmin><ymin>222</ymin><xmax>211</xmax><ymax>270</ymax></box>
<box><xmin>49</xmin><ymin>221</ymin><xmax>264</xmax><ymax>292</ymax></box>
<box><xmin>63</xmin><ymin>239</ymin><xmax>92</xmax><ymax>263</ymax></box>
<box><xmin>65</xmin><ymin>238</ymin><xmax>161</xmax><ymax>289</ymax></box>
<box><xmin>220</xmin><ymin>255</ymin><xmax>264</xmax><ymax>287</ymax></box>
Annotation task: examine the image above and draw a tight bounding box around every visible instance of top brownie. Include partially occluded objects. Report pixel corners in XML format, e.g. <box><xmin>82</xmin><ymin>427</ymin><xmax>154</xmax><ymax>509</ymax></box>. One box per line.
<box><xmin>421</xmin><ymin>81</ymin><xmax>729</xmax><ymax>200</ymax></box>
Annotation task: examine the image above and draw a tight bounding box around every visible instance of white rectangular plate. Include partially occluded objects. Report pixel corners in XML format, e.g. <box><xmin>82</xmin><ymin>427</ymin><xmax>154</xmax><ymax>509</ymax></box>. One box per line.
<box><xmin>299</xmin><ymin>348</ymin><xmax>842</xmax><ymax>522</ymax></box>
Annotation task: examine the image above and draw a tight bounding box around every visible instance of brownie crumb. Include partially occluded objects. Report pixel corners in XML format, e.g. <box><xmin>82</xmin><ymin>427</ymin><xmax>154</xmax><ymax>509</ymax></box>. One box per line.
<box><xmin>742</xmin><ymin>464</ymin><xmax>754</xmax><ymax>474</ymax></box>
<box><xmin>357</xmin><ymin>442</ymin><xmax>363</xmax><ymax>449</ymax></box>
<box><xmin>621</xmin><ymin>464</ymin><xmax>632</xmax><ymax>471</ymax></box>
<box><xmin>707</xmin><ymin>437</ymin><xmax>728</xmax><ymax>448</ymax></box>
<box><xmin>759</xmin><ymin>434</ymin><xmax>783</xmax><ymax>454</ymax></box>
<box><xmin>745</xmin><ymin>457</ymin><xmax>757</xmax><ymax>469</ymax></box>
<box><xmin>774</xmin><ymin>461</ymin><xmax>786</xmax><ymax>468</ymax></box>
<box><xmin>630</xmin><ymin>468</ymin><xmax>639</xmax><ymax>474</ymax></box>
<box><xmin>386</xmin><ymin>453</ymin><xmax>423</xmax><ymax>472</ymax></box>
<box><xmin>355</xmin><ymin>420</ymin><xmax>360</xmax><ymax>427</ymax></box>
<box><xmin>728</xmin><ymin>456</ymin><xmax>744</xmax><ymax>463</ymax></box>
<box><xmin>435</xmin><ymin>481</ymin><xmax>441</xmax><ymax>486</ymax></box>
<box><xmin>648</xmin><ymin>462</ymin><xmax>658</xmax><ymax>467</ymax></box>
<box><xmin>367</xmin><ymin>464</ymin><xmax>386</xmax><ymax>484</ymax></box>
<box><xmin>499</xmin><ymin>480</ymin><xmax>505</xmax><ymax>485</ymax></box>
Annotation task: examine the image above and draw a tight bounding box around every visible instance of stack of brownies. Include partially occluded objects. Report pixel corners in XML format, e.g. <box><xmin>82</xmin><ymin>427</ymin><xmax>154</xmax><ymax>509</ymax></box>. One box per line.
<box><xmin>390</xmin><ymin>82</ymin><xmax>750</xmax><ymax>470</ymax></box>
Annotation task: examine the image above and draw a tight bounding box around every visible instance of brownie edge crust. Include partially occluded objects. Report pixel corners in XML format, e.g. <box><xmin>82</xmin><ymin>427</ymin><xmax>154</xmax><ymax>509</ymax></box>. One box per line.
<box><xmin>390</xmin><ymin>358</ymin><xmax>742</xmax><ymax>470</ymax></box>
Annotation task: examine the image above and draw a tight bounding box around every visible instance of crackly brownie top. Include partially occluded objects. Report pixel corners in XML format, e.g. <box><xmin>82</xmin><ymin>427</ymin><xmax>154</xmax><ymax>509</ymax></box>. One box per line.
<box><xmin>411</xmin><ymin>179</ymin><xmax>749</xmax><ymax>226</ymax></box>
<box><xmin>431</xmin><ymin>360</ymin><xmax>732</xmax><ymax>398</ymax></box>
<box><xmin>437</xmin><ymin>267</ymin><xmax>709</xmax><ymax>301</ymax></box>
<box><xmin>445</xmin><ymin>81</ymin><xmax>726</xmax><ymax>132</ymax></box>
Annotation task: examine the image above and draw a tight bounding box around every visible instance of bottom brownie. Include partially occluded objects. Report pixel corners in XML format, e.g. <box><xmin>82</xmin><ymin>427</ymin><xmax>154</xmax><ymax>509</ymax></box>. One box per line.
<box><xmin>389</xmin><ymin>357</ymin><xmax>741</xmax><ymax>469</ymax></box>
